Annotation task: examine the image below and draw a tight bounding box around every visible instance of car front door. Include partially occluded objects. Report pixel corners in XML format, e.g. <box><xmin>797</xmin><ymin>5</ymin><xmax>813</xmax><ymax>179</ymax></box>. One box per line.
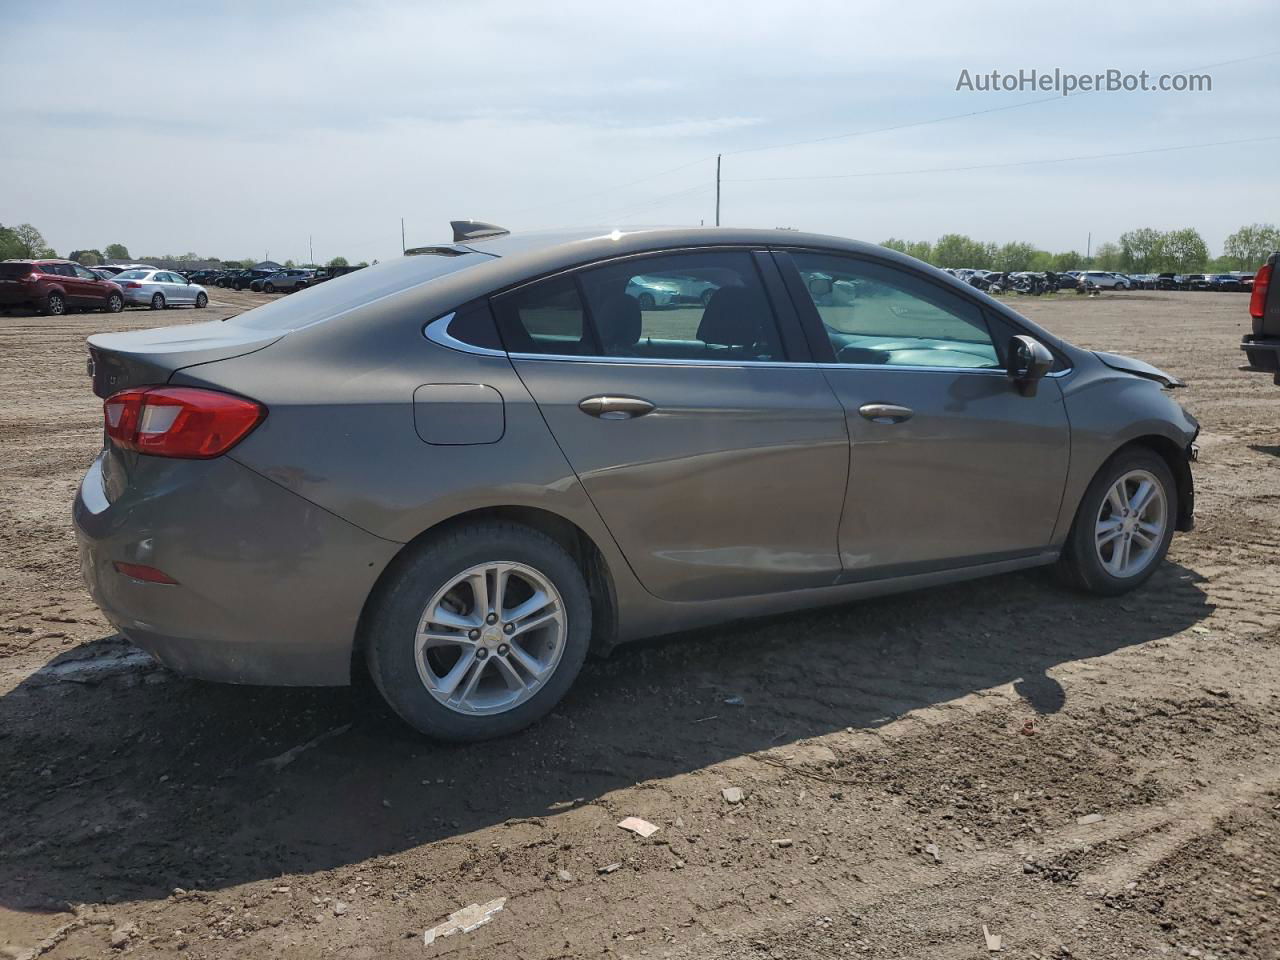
<box><xmin>776</xmin><ymin>249</ymin><xmax>1070</xmax><ymax>580</ymax></box>
<box><xmin>492</xmin><ymin>249</ymin><xmax>850</xmax><ymax>602</ymax></box>
<box><xmin>71</xmin><ymin>263</ymin><xmax>108</xmax><ymax>305</ymax></box>
<box><xmin>161</xmin><ymin>272</ymin><xmax>189</xmax><ymax>303</ymax></box>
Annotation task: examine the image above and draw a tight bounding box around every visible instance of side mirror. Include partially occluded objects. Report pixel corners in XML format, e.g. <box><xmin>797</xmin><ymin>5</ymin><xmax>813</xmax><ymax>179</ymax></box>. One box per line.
<box><xmin>807</xmin><ymin>276</ymin><xmax>834</xmax><ymax>297</ymax></box>
<box><xmin>1007</xmin><ymin>335</ymin><xmax>1054</xmax><ymax>396</ymax></box>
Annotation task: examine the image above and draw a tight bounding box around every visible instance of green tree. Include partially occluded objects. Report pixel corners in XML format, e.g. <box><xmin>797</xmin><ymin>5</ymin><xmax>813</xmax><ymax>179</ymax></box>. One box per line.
<box><xmin>0</xmin><ymin>224</ymin><xmax>21</xmax><ymax>260</ymax></box>
<box><xmin>880</xmin><ymin>238</ymin><xmax>933</xmax><ymax>263</ymax></box>
<box><xmin>69</xmin><ymin>249</ymin><xmax>104</xmax><ymax>265</ymax></box>
<box><xmin>1027</xmin><ymin>250</ymin><xmax>1055</xmax><ymax>271</ymax></box>
<box><xmin>12</xmin><ymin>223</ymin><xmax>53</xmax><ymax>258</ymax></box>
<box><xmin>284</xmin><ymin>259</ymin><xmax>296</xmax><ymax>268</ymax></box>
<box><xmin>103</xmin><ymin>243</ymin><xmax>131</xmax><ymax>261</ymax></box>
<box><xmin>1051</xmin><ymin>251</ymin><xmax>1084</xmax><ymax>271</ymax></box>
<box><xmin>1093</xmin><ymin>242</ymin><xmax>1123</xmax><ymax>271</ymax></box>
<box><xmin>992</xmin><ymin>241</ymin><xmax>1037</xmax><ymax>272</ymax></box>
<box><xmin>327</xmin><ymin>256</ymin><xmax>349</xmax><ymax>268</ymax></box>
<box><xmin>931</xmin><ymin>234</ymin><xmax>991</xmax><ymax>269</ymax></box>
<box><xmin>1118</xmin><ymin>228</ymin><xmax>1163</xmax><ymax>273</ymax></box>
<box><xmin>1222</xmin><ymin>223</ymin><xmax>1280</xmax><ymax>271</ymax></box>
<box><xmin>1156</xmin><ymin>228</ymin><xmax>1209</xmax><ymax>273</ymax></box>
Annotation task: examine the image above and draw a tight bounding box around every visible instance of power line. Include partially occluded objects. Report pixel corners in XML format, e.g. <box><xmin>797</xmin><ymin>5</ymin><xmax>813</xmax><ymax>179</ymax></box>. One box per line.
<box><xmin>724</xmin><ymin>134</ymin><xmax>1280</xmax><ymax>183</ymax></box>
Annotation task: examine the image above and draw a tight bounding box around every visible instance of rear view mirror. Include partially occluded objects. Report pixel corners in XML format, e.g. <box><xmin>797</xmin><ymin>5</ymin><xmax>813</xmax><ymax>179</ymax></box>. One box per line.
<box><xmin>1007</xmin><ymin>335</ymin><xmax>1054</xmax><ymax>396</ymax></box>
<box><xmin>807</xmin><ymin>276</ymin><xmax>834</xmax><ymax>297</ymax></box>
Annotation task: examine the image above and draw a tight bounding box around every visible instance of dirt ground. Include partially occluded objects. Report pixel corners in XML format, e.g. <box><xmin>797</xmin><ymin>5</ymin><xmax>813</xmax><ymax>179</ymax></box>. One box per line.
<box><xmin>2</xmin><ymin>287</ymin><xmax>1278</xmax><ymax>960</ymax></box>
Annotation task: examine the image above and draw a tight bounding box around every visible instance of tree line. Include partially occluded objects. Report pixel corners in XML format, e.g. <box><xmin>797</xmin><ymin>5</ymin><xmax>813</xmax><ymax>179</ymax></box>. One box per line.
<box><xmin>0</xmin><ymin>224</ymin><xmax>361</xmax><ymax>270</ymax></box>
<box><xmin>885</xmin><ymin>223</ymin><xmax>1279</xmax><ymax>274</ymax></box>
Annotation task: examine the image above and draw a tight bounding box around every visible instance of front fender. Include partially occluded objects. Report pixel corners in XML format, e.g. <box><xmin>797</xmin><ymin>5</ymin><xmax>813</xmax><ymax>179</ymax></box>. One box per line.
<box><xmin>1054</xmin><ymin>357</ymin><xmax>1198</xmax><ymax>543</ymax></box>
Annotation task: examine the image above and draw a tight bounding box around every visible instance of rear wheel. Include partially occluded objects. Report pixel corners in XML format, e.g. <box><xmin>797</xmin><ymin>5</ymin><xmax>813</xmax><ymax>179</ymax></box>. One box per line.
<box><xmin>263</xmin><ymin>282</ymin><xmax>275</xmax><ymax>293</ymax></box>
<box><xmin>637</xmin><ymin>292</ymin><xmax>655</xmax><ymax>310</ymax></box>
<box><xmin>104</xmin><ymin>293</ymin><xmax>124</xmax><ymax>313</ymax></box>
<box><xmin>1057</xmin><ymin>448</ymin><xmax>1175</xmax><ymax>595</ymax></box>
<box><xmin>195</xmin><ymin>292</ymin><xmax>208</xmax><ymax>309</ymax></box>
<box><xmin>365</xmin><ymin>522</ymin><xmax>592</xmax><ymax>741</ymax></box>
<box><xmin>150</xmin><ymin>292</ymin><xmax>165</xmax><ymax>310</ymax></box>
<box><xmin>44</xmin><ymin>292</ymin><xmax>65</xmax><ymax>316</ymax></box>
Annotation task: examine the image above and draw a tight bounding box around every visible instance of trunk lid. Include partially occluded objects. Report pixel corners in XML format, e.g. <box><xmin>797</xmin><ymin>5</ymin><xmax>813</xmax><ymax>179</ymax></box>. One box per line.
<box><xmin>87</xmin><ymin>322</ymin><xmax>283</xmax><ymax>398</ymax></box>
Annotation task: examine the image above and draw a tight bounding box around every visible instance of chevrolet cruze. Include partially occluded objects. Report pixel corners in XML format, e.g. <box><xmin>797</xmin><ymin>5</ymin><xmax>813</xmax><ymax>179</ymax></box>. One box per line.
<box><xmin>75</xmin><ymin>223</ymin><xmax>1198</xmax><ymax>740</ymax></box>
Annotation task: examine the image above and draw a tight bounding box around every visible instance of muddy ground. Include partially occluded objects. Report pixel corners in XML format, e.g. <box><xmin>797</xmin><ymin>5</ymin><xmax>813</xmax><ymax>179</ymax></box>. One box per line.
<box><xmin>1</xmin><ymin>288</ymin><xmax>1278</xmax><ymax>960</ymax></box>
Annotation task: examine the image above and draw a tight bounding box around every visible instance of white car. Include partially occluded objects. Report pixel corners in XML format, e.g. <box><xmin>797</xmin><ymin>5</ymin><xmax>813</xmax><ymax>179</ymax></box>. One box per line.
<box><xmin>112</xmin><ymin>269</ymin><xmax>209</xmax><ymax>310</ymax></box>
<box><xmin>1079</xmin><ymin>271</ymin><xmax>1128</xmax><ymax>291</ymax></box>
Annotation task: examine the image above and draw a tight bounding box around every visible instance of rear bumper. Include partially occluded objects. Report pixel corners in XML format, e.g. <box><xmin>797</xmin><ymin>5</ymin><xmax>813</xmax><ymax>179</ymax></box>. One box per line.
<box><xmin>1241</xmin><ymin>337</ymin><xmax>1280</xmax><ymax>383</ymax></box>
<box><xmin>121</xmin><ymin>289</ymin><xmax>156</xmax><ymax>305</ymax></box>
<box><xmin>74</xmin><ymin>451</ymin><xmax>401</xmax><ymax>686</ymax></box>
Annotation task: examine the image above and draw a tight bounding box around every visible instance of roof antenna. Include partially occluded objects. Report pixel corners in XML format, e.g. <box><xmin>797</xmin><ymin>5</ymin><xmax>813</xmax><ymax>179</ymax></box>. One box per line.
<box><xmin>451</xmin><ymin>220</ymin><xmax>509</xmax><ymax>242</ymax></box>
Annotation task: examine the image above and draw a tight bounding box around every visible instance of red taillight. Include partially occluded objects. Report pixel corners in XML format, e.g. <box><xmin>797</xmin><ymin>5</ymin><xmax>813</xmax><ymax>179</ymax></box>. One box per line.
<box><xmin>113</xmin><ymin>562</ymin><xmax>179</xmax><ymax>584</ymax></box>
<box><xmin>1250</xmin><ymin>262</ymin><xmax>1273</xmax><ymax>320</ymax></box>
<box><xmin>103</xmin><ymin>386</ymin><xmax>265</xmax><ymax>459</ymax></box>
<box><xmin>123</xmin><ymin>281</ymin><xmax>142</xmax><ymax>289</ymax></box>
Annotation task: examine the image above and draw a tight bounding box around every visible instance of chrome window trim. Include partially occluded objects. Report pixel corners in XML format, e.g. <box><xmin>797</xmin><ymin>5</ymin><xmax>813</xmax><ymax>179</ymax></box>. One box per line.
<box><xmin>427</xmin><ymin>312</ymin><xmax>1072</xmax><ymax>377</ymax></box>
<box><xmin>423</xmin><ymin>312</ymin><xmax>507</xmax><ymax>358</ymax></box>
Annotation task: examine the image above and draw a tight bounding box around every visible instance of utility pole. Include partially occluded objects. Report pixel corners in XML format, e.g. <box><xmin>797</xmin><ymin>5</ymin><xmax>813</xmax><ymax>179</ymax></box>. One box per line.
<box><xmin>309</xmin><ymin>235</ymin><xmax>314</xmax><ymax>266</ymax></box>
<box><xmin>1086</xmin><ymin>232</ymin><xmax>1092</xmax><ymax>263</ymax></box>
<box><xmin>715</xmin><ymin>154</ymin><xmax>721</xmax><ymax>227</ymax></box>
<box><xmin>401</xmin><ymin>218</ymin><xmax>406</xmax><ymax>255</ymax></box>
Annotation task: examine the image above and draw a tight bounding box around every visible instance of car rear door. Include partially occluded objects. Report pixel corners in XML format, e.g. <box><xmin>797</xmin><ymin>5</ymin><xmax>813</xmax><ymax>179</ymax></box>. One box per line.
<box><xmin>776</xmin><ymin>249</ymin><xmax>1070</xmax><ymax>580</ymax></box>
<box><xmin>492</xmin><ymin>248</ymin><xmax>850</xmax><ymax>602</ymax></box>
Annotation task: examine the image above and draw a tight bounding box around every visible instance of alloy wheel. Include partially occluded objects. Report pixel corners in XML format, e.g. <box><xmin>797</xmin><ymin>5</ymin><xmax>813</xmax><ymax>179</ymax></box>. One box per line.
<box><xmin>414</xmin><ymin>562</ymin><xmax>567</xmax><ymax>716</ymax></box>
<box><xmin>1094</xmin><ymin>469</ymin><xmax>1167</xmax><ymax>578</ymax></box>
<box><xmin>47</xmin><ymin>294</ymin><xmax>65</xmax><ymax>316</ymax></box>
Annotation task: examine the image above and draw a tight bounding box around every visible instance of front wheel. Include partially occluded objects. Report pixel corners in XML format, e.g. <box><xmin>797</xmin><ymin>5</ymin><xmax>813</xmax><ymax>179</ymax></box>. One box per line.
<box><xmin>150</xmin><ymin>292</ymin><xmax>165</xmax><ymax>310</ymax></box>
<box><xmin>1057</xmin><ymin>448</ymin><xmax>1176</xmax><ymax>595</ymax></box>
<box><xmin>104</xmin><ymin>293</ymin><xmax>124</xmax><ymax>313</ymax></box>
<box><xmin>195</xmin><ymin>292</ymin><xmax>208</xmax><ymax>308</ymax></box>
<box><xmin>365</xmin><ymin>523</ymin><xmax>592</xmax><ymax>741</ymax></box>
<box><xmin>263</xmin><ymin>282</ymin><xmax>275</xmax><ymax>293</ymax></box>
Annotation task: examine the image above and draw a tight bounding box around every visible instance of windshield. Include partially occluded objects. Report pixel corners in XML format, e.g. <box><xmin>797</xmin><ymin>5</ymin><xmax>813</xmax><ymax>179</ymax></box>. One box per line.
<box><xmin>226</xmin><ymin>251</ymin><xmax>491</xmax><ymax>331</ymax></box>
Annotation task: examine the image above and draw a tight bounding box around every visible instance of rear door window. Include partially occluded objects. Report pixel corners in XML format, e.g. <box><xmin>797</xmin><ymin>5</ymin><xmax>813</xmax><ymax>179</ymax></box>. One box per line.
<box><xmin>578</xmin><ymin>251</ymin><xmax>784</xmax><ymax>361</ymax></box>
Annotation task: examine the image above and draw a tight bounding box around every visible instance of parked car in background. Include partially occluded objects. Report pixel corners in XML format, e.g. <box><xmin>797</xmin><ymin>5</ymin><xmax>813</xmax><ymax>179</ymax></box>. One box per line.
<box><xmin>1184</xmin><ymin>274</ymin><xmax>1213</xmax><ymax>291</ymax></box>
<box><xmin>308</xmin><ymin>264</ymin><xmax>368</xmax><ymax>285</ymax></box>
<box><xmin>1209</xmin><ymin>274</ymin><xmax>1242</xmax><ymax>292</ymax></box>
<box><xmin>0</xmin><ymin>259</ymin><xmax>124</xmax><ymax>315</ymax></box>
<box><xmin>1238</xmin><ymin>273</ymin><xmax>1255</xmax><ymax>292</ymax></box>
<box><xmin>1079</xmin><ymin>271</ymin><xmax>1127</xmax><ymax>290</ymax></box>
<box><xmin>75</xmin><ymin>223</ymin><xmax>1198</xmax><ymax>741</ymax></box>
<box><xmin>112</xmin><ymin>268</ymin><xmax>209</xmax><ymax>310</ymax></box>
<box><xmin>1240</xmin><ymin>254</ymin><xmax>1279</xmax><ymax>384</ymax></box>
<box><xmin>233</xmin><ymin>269</ymin><xmax>279</xmax><ymax>291</ymax></box>
<box><xmin>251</xmin><ymin>268</ymin><xmax>314</xmax><ymax>293</ymax></box>
<box><xmin>1154</xmin><ymin>273</ymin><xmax>1180</xmax><ymax>290</ymax></box>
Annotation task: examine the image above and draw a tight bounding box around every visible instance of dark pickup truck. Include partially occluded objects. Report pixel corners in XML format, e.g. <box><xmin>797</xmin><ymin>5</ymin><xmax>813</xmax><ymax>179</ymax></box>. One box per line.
<box><xmin>1241</xmin><ymin>252</ymin><xmax>1279</xmax><ymax>384</ymax></box>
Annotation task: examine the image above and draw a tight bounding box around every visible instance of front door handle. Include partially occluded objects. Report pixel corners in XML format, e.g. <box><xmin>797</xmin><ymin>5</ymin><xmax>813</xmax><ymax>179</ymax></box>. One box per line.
<box><xmin>858</xmin><ymin>403</ymin><xmax>913</xmax><ymax>424</ymax></box>
<box><xmin>578</xmin><ymin>395</ymin><xmax>656</xmax><ymax>420</ymax></box>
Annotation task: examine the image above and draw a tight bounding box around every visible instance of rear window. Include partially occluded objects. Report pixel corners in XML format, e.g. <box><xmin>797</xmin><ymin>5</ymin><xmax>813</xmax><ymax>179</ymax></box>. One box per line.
<box><xmin>228</xmin><ymin>251</ymin><xmax>490</xmax><ymax>332</ymax></box>
<box><xmin>115</xmin><ymin>269</ymin><xmax>150</xmax><ymax>280</ymax></box>
<box><xmin>0</xmin><ymin>263</ymin><xmax>35</xmax><ymax>279</ymax></box>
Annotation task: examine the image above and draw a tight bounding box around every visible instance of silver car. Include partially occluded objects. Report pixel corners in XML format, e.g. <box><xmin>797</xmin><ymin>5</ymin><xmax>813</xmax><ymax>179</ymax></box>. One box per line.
<box><xmin>113</xmin><ymin>268</ymin><xmax>209</xmax><ymax>310</ymax></box>
<box><xmin>75</xmin><ymin>223</ymin><xmax>1198</xmax><ymax>741</ymax></box>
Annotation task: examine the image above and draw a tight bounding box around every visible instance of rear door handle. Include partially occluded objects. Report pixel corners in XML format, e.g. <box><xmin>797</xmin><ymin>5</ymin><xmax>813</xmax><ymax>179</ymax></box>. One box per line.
<box><xmin>858</xmin><ymin>403</ymin><xmax>913</xmax><ymax>424</ymax></box>
<box><xmin>578</xmin><ymin>395</ymin><xmax>656</xmax><ymax>420</ymax></box>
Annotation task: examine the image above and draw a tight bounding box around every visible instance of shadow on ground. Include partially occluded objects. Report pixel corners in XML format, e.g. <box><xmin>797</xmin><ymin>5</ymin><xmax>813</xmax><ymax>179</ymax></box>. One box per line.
<box><xmin>0</xmin><ymin>562</ymin><xmax>1209</xmax><ymax>911</ymax></box>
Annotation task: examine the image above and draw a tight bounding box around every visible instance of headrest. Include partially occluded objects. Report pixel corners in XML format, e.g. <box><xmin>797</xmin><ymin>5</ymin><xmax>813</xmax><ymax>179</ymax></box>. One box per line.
<box><xmin>697</xmin><ymin>286</ymin><xmax>763</xmax><ymax>347</ymax></box>
<box><xmin>595</xmin><ymin>293</ymin><xmax>642</xmax><ymax>352</ymax></box>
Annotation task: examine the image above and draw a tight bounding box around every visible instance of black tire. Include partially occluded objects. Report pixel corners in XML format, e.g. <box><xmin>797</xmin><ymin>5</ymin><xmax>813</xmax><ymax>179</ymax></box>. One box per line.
<box><xmin>263</xmin><ymin>282</ymin><xmax>275</xmax><ymax>294</ymax></box>
<box><xmin>637</xmin><ymin>292</ymin><xmax>655</xmax><ymax>310</ymax></box>
<box><xmin>44</xmin><ymin>292</ymin><xmax>65</xmax><ymax>316</ymax></box>
<box><xmin>195</xmin><ymin>292</ymin><xmax>208</xmax><ymax>309</ymax></box>
<box><xmin>104</xmin><ymin>293</ymin><xmax>124</xmax><ymax>313</ymax></box>
<box><xmin>364</xmin><ymin>522</ymin><xmax>592</xmax><ymax>741</ymax></box>
<box><xmin>1056</xmin><ymin>447</ymin><xmax>1176</xmax><ymax>596</ymax></box>
<box><xmin>150</xmin><ymin>292</ymin><xmax>165</xmax><ymax>310</ymax></box>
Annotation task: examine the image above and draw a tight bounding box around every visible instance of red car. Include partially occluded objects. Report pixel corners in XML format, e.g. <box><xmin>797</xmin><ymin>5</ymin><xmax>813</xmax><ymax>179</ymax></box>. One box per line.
<box><xmin>0</xmin><ymin>259</ymin><xmax>125</xmax><ymax>316</ymax></box>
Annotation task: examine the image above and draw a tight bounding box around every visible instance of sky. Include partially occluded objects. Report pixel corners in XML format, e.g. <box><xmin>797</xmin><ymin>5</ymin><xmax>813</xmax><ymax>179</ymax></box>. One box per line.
<box><xmin>1</xmin><ymin>0</ymin><xmax>1277</xmax><ymax>264</ymax></box>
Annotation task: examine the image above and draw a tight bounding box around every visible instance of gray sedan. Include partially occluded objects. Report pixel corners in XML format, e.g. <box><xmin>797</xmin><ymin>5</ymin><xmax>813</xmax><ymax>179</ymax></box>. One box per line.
<box><xmin>113</xmin><ymin>268</ymin><xmax>209</xmax><ymax>309</ymax></box>
<box><xmin>75</xmin><ymin>224</ymin><xmax>1198</xmax><ymax>741</ymax></box>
